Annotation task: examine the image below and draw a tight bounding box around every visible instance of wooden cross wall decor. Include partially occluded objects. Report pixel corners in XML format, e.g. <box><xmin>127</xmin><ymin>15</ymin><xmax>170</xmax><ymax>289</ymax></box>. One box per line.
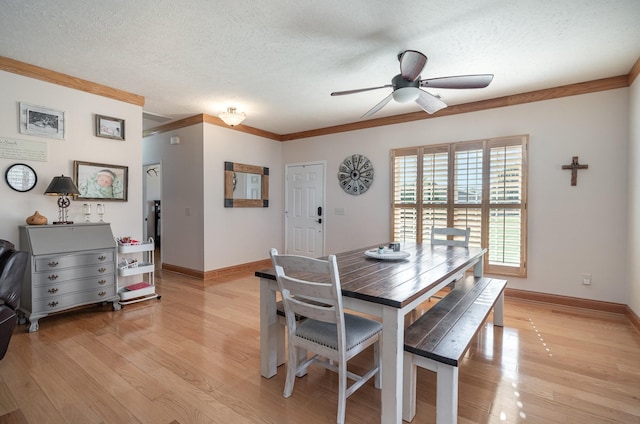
<box><xmin>562</xmin><ymin>156</ymin><xmax>589</xmax><ymax>186</ymax></box>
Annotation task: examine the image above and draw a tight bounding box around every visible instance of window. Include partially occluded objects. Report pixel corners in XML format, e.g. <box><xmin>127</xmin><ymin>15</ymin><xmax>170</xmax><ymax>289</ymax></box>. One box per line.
<box><xmin>391</xmin><ymin>135</ymin><xmax>528</xmax><ymax>277</ymax></box>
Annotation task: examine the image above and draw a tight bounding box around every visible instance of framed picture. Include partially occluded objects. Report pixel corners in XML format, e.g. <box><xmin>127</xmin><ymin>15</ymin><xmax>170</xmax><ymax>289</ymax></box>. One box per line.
<box><xmin>95</xmin><ymin>114</ymin><xmax>125</xmax><ymax>140</ymax></box>
<box><xmin>19</xmin><ymin>102</ymin><xmax>65</xmax><ymax>139</ymax></box>
<box><xmin>74</xmin><ymin>160</ymin><xmax>128</xmax><ymax>201</ymax></box>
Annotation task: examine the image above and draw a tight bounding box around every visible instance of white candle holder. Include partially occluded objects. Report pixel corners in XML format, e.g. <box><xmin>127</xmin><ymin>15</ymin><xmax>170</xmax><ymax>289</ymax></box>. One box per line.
<box><xmin>96</xmin><ymin>203</ymin><xmax>105</xmax><ymax>222</ymax></box>
<box><xmin>83</xmin><ymin>203</ymin><xmax>92</xmax><ymax>222</ymax></box>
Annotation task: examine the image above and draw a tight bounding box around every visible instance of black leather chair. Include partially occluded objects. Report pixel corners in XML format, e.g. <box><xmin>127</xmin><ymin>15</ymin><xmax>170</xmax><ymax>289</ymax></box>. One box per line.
<box><xmin>0</xmin><ymin>240</ymin><xmax>28</xmax><ymax>360</ymax></box>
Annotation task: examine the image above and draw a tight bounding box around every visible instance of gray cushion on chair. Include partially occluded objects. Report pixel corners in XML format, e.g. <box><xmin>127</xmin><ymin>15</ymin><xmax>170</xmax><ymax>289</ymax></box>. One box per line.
<box><xmin>296</xmin><ymin>313</ymin><xmax>382</xmax><ymax>351</ymax></box>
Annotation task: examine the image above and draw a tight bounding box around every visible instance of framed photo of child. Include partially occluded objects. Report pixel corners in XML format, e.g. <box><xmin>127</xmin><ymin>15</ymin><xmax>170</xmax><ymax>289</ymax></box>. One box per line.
<box><xmin>74</xmin><ymin>160</ymin><xmax>128</xmax><ymax>201</ymax></box>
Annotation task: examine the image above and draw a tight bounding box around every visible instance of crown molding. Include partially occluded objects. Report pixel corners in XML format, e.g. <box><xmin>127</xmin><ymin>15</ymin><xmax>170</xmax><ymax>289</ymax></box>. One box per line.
<box><xmin>0</xmin><ymin>56</ymin><xmax>144</xmax><ymax>107</ymax></box>
<box><xmin>143</xmin><ymin>113</ymin><xmax>281</xmax><ymax>140</ymax></box>
<box><xmin>280</xmin><ymin>75</ymin><xmax>630</xmax><ymax>141</ymax></box>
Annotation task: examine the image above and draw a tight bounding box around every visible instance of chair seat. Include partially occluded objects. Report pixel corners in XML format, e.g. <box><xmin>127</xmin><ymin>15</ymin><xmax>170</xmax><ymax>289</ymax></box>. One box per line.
<box><xmin>296</xmin><ymin>313</ymin><xmax>382</xmax><ymax>351</ymax></box>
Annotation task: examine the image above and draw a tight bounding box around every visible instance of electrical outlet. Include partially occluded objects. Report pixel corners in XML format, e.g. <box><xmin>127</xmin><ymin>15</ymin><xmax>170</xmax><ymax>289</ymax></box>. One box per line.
<box><xmin>582</xmin><ymin>273</ymin><xmax>592</xmax><ymax>285</ymax></box>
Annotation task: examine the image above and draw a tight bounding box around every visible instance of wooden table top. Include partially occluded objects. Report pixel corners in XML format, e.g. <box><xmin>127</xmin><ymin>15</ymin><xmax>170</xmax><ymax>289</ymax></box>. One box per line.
<box><xmin>255</xmin><ymin>243</ymin><xmax>487</xmax><ymax>308</ymax></box>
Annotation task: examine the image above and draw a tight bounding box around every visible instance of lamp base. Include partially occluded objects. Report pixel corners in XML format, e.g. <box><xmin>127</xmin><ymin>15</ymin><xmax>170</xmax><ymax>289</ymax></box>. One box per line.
<box><xmin>53</xmin><ymin>221</ymin><xmax>74</xmax><ymax>225</ymax></box>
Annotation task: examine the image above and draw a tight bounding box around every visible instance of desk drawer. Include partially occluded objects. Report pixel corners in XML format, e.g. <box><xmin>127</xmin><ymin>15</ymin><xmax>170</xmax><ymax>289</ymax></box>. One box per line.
<box><xmin>33</xmin><ymin>287</ymin><xmax>117</xmax><ymax>314</ymax></box>
<box><xmin>32</xmin><ymin>275</ymin><xmax>115</xmax><ymax>299</ymax></box>
<box><xmin>33</xmin><ymin>264</ymin><xmax>115</xmax><ymax>286</ymax></box>
<box><xmin>34</xmin><ymin>250</ymin><xmax>115</xmax><ymax>272</ymax></box>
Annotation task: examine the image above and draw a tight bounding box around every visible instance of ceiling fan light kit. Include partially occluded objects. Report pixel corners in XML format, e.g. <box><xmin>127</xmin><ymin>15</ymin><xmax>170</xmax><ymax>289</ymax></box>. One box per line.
<box><xmin>219</xmin><ymin>107</ymin><xmax>246</xmax><ymax>126</ymax></box>
<box><xmin>331</xmin><ymin>49</ymin><xmax>493</xmax><ymax>119</ymax></box>
<box><xmin>392</xmin><ymin>87</ymin><xmax>420</xmax><ymax>103</ymax></box>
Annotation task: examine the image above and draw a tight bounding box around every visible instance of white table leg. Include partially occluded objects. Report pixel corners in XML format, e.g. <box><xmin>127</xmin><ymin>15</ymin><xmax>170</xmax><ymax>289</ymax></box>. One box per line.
<box><xmin>494</xmin><ymin>290</ymin><xmax>504</xmax><ymax>327</ymax></box>
<box><xmin>473</xmin><ymin>256</ymin><xmax>484</xmax><ymax>277</ymax></box>
<box><xmin>260</xmin><ymin>277</ymin><xmax>279</xmax><ymax>378</ymax></box>
<box><xmin>402</xmin><ymin>352</ymin><xmax>417</xmax><ymax>422</ymax></box>
<box><xmin>381</xmin><ymin>306</ymin><xmax>404</xmax><ymax>424</ymax></box>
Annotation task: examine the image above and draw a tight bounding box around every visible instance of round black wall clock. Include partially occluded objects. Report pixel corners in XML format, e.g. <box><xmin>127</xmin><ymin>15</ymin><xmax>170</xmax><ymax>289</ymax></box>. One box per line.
<box><xmin>338</xmin><ymin>154</ymin><xmax>374</xmax><ymax>195</ymax></box>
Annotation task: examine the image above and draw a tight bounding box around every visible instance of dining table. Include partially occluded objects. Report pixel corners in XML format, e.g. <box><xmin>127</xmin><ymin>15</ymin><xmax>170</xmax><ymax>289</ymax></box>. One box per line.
<box><xmin>256</xmin><ymin>242</ymin><xmax>487</xmax><ymax>424</ymax></box>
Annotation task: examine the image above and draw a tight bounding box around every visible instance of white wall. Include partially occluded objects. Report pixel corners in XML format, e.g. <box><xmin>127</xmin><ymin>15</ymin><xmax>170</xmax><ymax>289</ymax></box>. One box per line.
<box><xmin>0</xmin><ymin>70</ymin><xmax>143</xmax><ymax>244</ymax></box>
<box><xmin>143</xmin><ymin>125</ymin><xmax>204</xmax><ymax>271</ymax></box>
<box><xmin>143</xmin><ymin>122</ymin><xmax>283</xmax><ymax>272</ymax></box>
<box><xmin>629</xmin><ymin>77</ymin><xmax>639</xmax><ymax>317</ymax></box>
<box><xmin>282</xmin><ymin>89</ymin><xmax>630</xmax><ymax>304</ymax></box>
<box><xmin>203</xmin><ymin>124</ymin><xmax>283</xmax><ymax>270</ymax></box>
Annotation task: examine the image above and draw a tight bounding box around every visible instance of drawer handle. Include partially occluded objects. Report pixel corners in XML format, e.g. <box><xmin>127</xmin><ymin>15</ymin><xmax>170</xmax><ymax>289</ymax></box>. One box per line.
<box><xmin>98</xmin><ymin>291</ymin><xmax>107</xmax><ymax>297</ymax></box>
<box><xmin>98</xmin><ymin>255</ymin><xmax>107</xmax><ymax>261</ymax></box>
<box><xmin>98</xmin><ymin>279</ymin><xmax>107</xmax><ymax>285</ymax></box>
<box><xmin>48</xmin><ymin>261</ymin><xmax>59</xmax><ymax>267</ymax></box>
<box><xmin>48</xmin><ymin>301</ymin><xmax>59</xmax><ymax>308</ymax></box>
<box><xmin>98</xmin><ymin>267</ymin><xmax>107</xmax><ymax>273</ymax></box>
<box><xmin>48</xmin><ymin>287</ymin><xmax>59</xmax><ymax>294</ymax></box>
<box><xmin>48</xmin><ymin>275</ymin><xmax>58</xmax><ymax>280</ymax></box>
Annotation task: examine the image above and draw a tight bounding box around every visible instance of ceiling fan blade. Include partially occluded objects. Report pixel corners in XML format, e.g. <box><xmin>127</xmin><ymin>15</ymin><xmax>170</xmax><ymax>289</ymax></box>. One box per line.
<box><xmin>415</xmin><ymin>90</ymin><xmax>448</xmax><ymax>114</ymax></box>
<box><xmin>420</xmin><ymin>74</ymin><xmax>494</xmax><ymax>89</ymax></box>
<box><xmin>331</xmin><ymin>85</ymin><xmax>392</xmax><ymax>96</ymax></box>
<box><xmin>361</xmin><ymin>93</ymin><xmax>394</xmax><ymax>118</ymax></box>
<box><xmin>399</xmin><ymin>50</ymin><xmax>427</xmax><ymax>81</ymax></box>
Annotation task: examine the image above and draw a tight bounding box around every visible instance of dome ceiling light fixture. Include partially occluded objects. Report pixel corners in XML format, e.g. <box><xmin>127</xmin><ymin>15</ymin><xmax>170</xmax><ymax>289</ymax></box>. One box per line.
<box><xmin>219</xmin><ymin>107</ymin><xmax>246</xmax><ymax>127</ymax></box>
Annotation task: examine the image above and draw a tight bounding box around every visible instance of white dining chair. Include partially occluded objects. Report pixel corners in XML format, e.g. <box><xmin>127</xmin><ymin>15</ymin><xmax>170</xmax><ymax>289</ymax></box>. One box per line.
<box><xmin>430</xmin><ymin>226</ymin><xmax>471</xmax><ymax>247</ymax></box>
<box><xmin>430</xmin><ymin>227</ymin><xmax>471</xmax><ymax>298</ymax></box>
<box><xmin>270</xmin><ymin>248</ymin><xmax>382</xmax><ymax>424</ymax></box>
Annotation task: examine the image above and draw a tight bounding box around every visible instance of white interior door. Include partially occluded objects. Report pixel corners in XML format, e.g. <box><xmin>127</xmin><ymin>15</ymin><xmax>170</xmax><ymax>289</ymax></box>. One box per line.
<box><xmin>285</xmin><ymin>162</ymin><xmax>325</xmax><ymax>257</ymax></box>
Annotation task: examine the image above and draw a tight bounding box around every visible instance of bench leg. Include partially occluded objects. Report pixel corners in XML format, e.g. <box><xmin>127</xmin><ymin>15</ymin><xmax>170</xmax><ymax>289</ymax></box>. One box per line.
<box><xmin>405</xmin><ymin>355</ymin><xmax>460</xmax><ymax>424</ymax></box>
<box><xmin>493</xmin><ymin>291</ymin><xmax>504</xmax><ymax>327</ymax></box>
<box><xmin>436</xmin><ymin>363</ymin><xmax>459</xmax><ymax>424</ymax></box>
<box><xmin>402</xmin><ymin>352</ymin><xmax>417</xmax><ymax>422</ymax></box>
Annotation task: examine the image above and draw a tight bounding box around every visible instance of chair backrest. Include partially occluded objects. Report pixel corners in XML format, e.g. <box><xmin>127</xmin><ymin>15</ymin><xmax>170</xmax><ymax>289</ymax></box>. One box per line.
<box><xmin>270</xmin><ymin>248</ymin><xmax>345</xmax><ymax>340</ymax></box>
<box><xmin>430</xmin><ymin>227</ymin><xmax>470</xmax><ymax>247</ymax></box>
<box><xmin>0</xmin><ymin>250</ymin><xmax>28</xmax><ymax>310</ymax></box>
<box><xmin>0</xmin><ymin>240</ymin><xmax>16</xmax><ymax>266</ymax></box>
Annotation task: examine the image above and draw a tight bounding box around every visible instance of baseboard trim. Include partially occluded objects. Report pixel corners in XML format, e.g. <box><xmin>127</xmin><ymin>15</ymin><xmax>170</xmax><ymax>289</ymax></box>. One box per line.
<box><xmin>505</xmin><ymin>288</ymin><xmax>627</xmax><ymax>314</ymax></box>
<box><xmin>202</xmin><ymin>259</ymin><xmax>272</xmax><ymax>279</ymax></box>
<box><xmin>162</xmin><ymin>259</ymin><xmax>272</xmax><ymax>280</ymax></box>
<box><xmin>161</xmin><ymin>263</ymin><xmax>205</xmax><ymax>279</ymax></box>
<box><xmin>626</xmin><ymin>306</ymin><xmax>640</xmax><ymax>333</ymax></box>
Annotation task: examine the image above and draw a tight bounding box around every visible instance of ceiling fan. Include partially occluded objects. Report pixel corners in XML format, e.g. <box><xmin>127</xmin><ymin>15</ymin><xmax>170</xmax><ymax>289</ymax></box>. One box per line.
<box><xmin>331</xmin><ymin>50</ymin><xmax>494</xmax><ymax>118</ymax></box>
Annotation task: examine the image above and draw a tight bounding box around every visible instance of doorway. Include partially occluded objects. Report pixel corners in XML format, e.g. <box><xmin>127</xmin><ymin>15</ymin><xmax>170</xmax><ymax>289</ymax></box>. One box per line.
<box><xmin>285</xmin><ymin>162</ymin><xmax>325</xmax><ymax>257</ymax></box>
<box><xmin>143</xmin><ymin>163</ymin><xmax>161</xmax><ymax>250</ymax></box>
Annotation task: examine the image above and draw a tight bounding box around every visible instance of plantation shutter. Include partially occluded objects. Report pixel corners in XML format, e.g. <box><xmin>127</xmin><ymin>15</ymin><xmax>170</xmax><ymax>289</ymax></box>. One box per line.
<box><xmin>422</xmin><ymin>148</ymin><xmax>449</xmax><ymax>240</ymax></box>
<box><xmin>487</xmin><ymin>141</ymin><xmax>527</xmax><ymax>273</ymax></box>
<box><xmin>391</xmin><ymin>135</ymin><xmax>528</xmax><ymax>277</ymax></box>
<box><xmin>392</xmin><ymin>149</ymin><xmax>419</xmax><ymax>242</ymax></box>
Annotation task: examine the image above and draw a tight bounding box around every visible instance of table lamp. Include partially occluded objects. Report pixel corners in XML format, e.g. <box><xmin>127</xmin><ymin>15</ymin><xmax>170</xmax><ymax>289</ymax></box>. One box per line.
<box><xmin>44</xmin><ymin>175</ymin><xmax>80</xmax><ymax>224</ymax></box>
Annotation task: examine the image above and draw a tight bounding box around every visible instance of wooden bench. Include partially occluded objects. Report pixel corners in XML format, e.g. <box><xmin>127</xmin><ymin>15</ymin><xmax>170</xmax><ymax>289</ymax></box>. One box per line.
<box><xmin>402</xmin><ymin>276</ymin><xmax>507</xmax><ymax>424</ymax></box>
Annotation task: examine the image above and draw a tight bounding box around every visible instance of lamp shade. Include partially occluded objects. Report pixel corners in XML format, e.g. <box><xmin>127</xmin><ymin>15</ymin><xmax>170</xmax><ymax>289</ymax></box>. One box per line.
<box><xmin>219</xmin><ymin>107</ymin><xmax>246</xmax><ymax>126</ymax></box>
<box><xmin>44</xmin><ymin>175</ymin><xmax>80</xmax><ymax>196</ymax></box>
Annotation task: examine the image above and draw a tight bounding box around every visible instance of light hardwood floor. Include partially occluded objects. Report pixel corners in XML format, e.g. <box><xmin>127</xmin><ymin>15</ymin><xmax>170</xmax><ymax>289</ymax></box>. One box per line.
<box><xmin>1</xmin><ymin>266</ymin><xmax>639</xmax><ymax>424</ymax></box>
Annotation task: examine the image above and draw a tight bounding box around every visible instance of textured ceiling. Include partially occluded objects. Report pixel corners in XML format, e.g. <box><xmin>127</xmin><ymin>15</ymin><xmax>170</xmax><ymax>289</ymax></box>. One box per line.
<box><xmin>1</xmin><ymin>0</ymin><xmax>639</xmax><ymax>135</ymax></box>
